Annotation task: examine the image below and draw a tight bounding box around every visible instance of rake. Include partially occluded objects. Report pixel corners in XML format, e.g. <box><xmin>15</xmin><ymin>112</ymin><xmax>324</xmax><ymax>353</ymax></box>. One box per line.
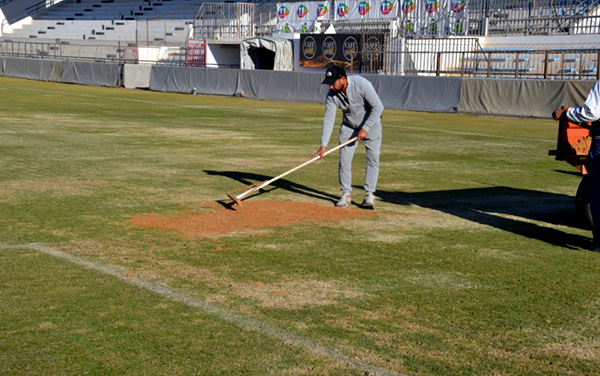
<box><xmin>226</xmin><ymin>137</ymin><xmax>358</xmax><ymax>206</ymax></box>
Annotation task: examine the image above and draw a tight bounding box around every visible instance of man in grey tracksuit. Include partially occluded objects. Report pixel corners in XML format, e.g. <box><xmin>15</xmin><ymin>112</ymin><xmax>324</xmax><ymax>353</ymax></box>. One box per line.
<box><xmin>313</xmin><ymin>65</ymin><xmax>384</xmax><ymax>209</ymax></box>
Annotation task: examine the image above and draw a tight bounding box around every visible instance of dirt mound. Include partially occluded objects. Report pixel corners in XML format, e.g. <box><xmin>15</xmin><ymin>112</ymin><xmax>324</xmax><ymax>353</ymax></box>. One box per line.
<box><xmin>129</xmin><ymin>200</ymin><xmax>374</xmax><ymax>239</ymax></box>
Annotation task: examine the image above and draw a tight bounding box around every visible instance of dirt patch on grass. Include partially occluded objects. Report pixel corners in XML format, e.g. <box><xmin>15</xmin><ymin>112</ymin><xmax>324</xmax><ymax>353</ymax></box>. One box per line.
<box><xmin>129</xmin><ymin>200</ymin><xmax>374</xmax><ymax>239</ymax></box>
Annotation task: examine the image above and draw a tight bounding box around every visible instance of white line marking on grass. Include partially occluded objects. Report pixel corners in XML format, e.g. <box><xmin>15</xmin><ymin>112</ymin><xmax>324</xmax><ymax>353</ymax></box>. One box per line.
<box><xmin>5</xmin><ymin>242</ymin><xmax>402</xmax><ymax>376</ymax></box>
<box><xmin>396</xmin><ymin>125</ymin><xmax>554</xmax><ymax>143</ymax></box>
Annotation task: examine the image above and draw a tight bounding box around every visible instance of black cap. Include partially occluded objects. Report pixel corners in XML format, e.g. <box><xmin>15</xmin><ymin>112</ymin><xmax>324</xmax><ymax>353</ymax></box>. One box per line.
<box><xmin>322</xmin><ymin>65</ymin><xmax>347</xmax><ymax>85</ymax></box>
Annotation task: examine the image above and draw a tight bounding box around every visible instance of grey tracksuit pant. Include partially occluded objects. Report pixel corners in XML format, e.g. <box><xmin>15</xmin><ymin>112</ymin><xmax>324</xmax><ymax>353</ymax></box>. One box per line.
<box><xmin>338</xmin><ymin>123</ymin><xmax>382</xmax><ymax>194</ymax></box>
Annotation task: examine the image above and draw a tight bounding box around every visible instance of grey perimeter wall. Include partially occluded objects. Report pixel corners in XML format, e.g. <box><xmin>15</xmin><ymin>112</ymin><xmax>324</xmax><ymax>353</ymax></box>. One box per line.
<box><xmin>0</xmin><ymin>57</ymin><xmax>121</xmax><ymax>87</ymax></box>
<box><xmin>1</xmin><ymin>57</ymin><xmax>594</xmax><ymax>119</ymax></box>
<box><xmin>148</xmin><ymin>66</ymin><xmax>462</xmax><ymax>114</ymax></box>
<box><xmin>148</xmin><ymin>65</ymin><xmax>593</xmax><ymax>119</ymax></box>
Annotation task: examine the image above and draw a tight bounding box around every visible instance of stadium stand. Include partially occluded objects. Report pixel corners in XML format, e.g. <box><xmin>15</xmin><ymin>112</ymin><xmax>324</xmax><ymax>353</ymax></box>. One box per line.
<box><xmin>2</xmin><ymin>0</ymin><xmax>204</xmax><ymax>43</ymax></box>
<box><xmin>0</xmin><ymin>0</ymin><xmax>598</xmax><ymax>78</ymax></box>
<box><xmin>34</xmin><ymin>0</ymin><xmax>200</xmax><ymax>21</ymax></box>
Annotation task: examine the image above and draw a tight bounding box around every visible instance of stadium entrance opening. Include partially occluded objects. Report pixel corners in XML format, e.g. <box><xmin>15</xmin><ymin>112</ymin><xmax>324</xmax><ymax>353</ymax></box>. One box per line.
<box><xmin>247</xmin><ymin>47</ymin><xmax>275</xmax><ymax>70</ymax></box>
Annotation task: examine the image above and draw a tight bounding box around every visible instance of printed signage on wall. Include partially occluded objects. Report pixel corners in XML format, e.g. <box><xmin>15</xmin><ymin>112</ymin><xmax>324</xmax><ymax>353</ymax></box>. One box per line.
<box><xmin>300</xmin><ymin>33</ymin><xmax>362</xmax><ymax>70</ymax></box>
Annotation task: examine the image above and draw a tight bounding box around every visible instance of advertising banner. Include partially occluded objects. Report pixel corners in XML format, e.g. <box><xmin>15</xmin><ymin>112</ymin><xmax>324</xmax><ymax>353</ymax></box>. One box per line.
<box><xmin>277</xmin><ymin>1</ymin><xmax>331</xmax><ymax>33</ymax></box>
<box><xmin>299</xmin><ymin>33</ymin><xmax>362</xmax><ymax>70</ymax></box>
<box><xmin>399</xmin><ymin>0</ymin><xmax>467</xmax><ymax>36</ymax></box>
<box><xmin>423</xmin><ymin>0</ymin><xmax>444</xmax><ymax>35</ymax></box>
<box><xmin>278</xmin><ymin>0</ymin><xmax>468</xmax><ymax>36</ymax></box>
<box><xmin>449</xmin><ymin>0</ymin><xmax>467</xmax><ymax>35</ymax></box>
<box><xmin>399</xmin><ymin>0</ymin><xmax>419</xmax><ymax>35</ymax></box>
<box><xmin>335</xmin><ymin>0</ymin><xmax>399</xmax><ymax>21</ymax></box>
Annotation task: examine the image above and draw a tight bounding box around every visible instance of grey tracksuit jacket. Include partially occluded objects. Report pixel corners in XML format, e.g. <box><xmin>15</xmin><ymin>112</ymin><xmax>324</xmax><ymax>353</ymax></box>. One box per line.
<box><xmin>320</xmin><ymin>75</ymin><xmax>384</xmax><ymax>147</ymax></box>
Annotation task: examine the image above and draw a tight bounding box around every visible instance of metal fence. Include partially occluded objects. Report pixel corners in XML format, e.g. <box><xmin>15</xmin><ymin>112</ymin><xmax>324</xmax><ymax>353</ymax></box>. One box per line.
<box><xmin>483</xmin><ymin>14</ymin><xmax>600</xmax><ymax>36</ymax></box>
<box><xmin>2</xmin><ymin>37</ymin><xmax>599</xmax><ymax>80</ymax></box>
<box><xmin>135</xmin><ymin>20</ymin><xmax>193</xmax><ymax>46</ymax></box>
<box><xmin>397</xmin><ymin>39</ymin><xmax>600</xmax><ymax>79</ymax></box>
<box><xmin>456</xmin><ymin>47</ymin><xmax>600</xmax><ymax>79</ymax></box>
<box><xmin>326</xmin><ymin>36</ymin><xmax>600</xmax><ymax>80</ymax></box>
<box><xmin>0</xmin><ymin>39</ymin><xmax>139</xmax><ymax>63</ymax></box>
<box><xmin>402</xmin><ymin>37</ymin><xmax>482</xmax><ymax>76</ymax></box>
<box><xmin>193</xmin><ymin>2</ymin><xmax>255</xmax><ymax>40</ymax></box>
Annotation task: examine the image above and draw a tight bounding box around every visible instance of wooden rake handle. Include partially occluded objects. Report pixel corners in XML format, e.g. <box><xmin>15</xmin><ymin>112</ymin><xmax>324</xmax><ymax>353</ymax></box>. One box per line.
<box><xmin>234</xmin><ymin>136</ymin><xmax>359</xmax><ymax>202</ymax></box>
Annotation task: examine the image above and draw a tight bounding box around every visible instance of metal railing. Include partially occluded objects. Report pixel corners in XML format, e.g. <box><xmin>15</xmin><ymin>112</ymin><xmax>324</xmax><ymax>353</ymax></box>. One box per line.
<box><xmin>402</xmin><ymin>37</ymin><xmax>483</xmax><ymax>76</ymax></box>
<box><xmin>484</xmin><ymin>14</ymin><xmax>600</xmax><ymax>35</ymax></box>
<box><xmin>194</xmin><ymin>2</ymin><xmax>254</xmax><ymax>40</ymax></box>
<box><xmin>318</xmin><ymin>36</ymin><xmax>600</xmax><ymax>80</ymax></box>
<box><xmin>145</xmin><ymin>4</ymin><xmax>197</xmax><ymax>22</ymax></box>
<box><xmin>1</xmin><ymin>0</ymin><xmax>63</xmax><ymax>37</ymax></box>
<box><xmin>454</xmin><ymin>48</ymin><xmax>600</xmax><ymax>80</ymax></box>
<box><xmin>467</xmin><ymin>0</ymin><xmax>600</xmax><ymax>36</ymax></box>
<box><xmin>321</xmin><ymin>19</ymin><xmax>396</xmax><ymax>35</ymax></box>
<box><xmin>136</xmin><ymin>20</ymin><xmax>193</xmax><ymax>46</ymax></box>
<box><xmin>254</xmin><ymin>9</ymin><xmax>277</xmax><ymax>37</ymax></box>
<box><xmin>1</xmin><ymin>36</ymin><xmax>599</xmax><ymax>81</ymax></box>
<box><xmin>0</xmin><ymin>39</ymin><xmax>139</xmax><ymax>64</ymax></box>
<box><xmin>1</xmin><ymin>0</ymin><xmax>63</xmax><ymax>23</ymax></box>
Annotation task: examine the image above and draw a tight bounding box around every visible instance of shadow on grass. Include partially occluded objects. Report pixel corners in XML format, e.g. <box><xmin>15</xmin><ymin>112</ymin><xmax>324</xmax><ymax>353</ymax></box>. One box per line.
<box><xmin>375</xmin><ymin>186</ymin><xmax>590</xmax><ymax>250</ymax></box>
<box><xmin>207</xmin><ymin>169</ymin><xmax>589</xmax><ymax>249</ymax></box>
<box><xmin>553</xmin><ymin>169</ymin><xmax>584</xmax><ymax>177</ymax></box>
<box><xmin>204</xmin><ymin>170</ymin><xmax>338</xmax><ymax>204</ymax></box>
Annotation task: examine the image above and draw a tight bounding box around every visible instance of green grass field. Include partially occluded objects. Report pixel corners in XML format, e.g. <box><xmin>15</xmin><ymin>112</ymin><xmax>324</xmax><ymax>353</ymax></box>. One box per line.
<box><xmin>0</xmin><ymin>76</ymin><xmax>598</xmax><ymax>376</ymax></box>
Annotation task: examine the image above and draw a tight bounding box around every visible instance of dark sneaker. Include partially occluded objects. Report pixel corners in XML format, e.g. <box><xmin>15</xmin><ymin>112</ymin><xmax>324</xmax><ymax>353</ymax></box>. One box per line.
<box><xmin>336</xmin><ymin>193</ymin><xmax>352</xmax><ymax>208</ymax></box>
<box><xmin>361</xmin><ymin>193</ymin><xmax>375</xmax><ymax>209</ymax></box>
